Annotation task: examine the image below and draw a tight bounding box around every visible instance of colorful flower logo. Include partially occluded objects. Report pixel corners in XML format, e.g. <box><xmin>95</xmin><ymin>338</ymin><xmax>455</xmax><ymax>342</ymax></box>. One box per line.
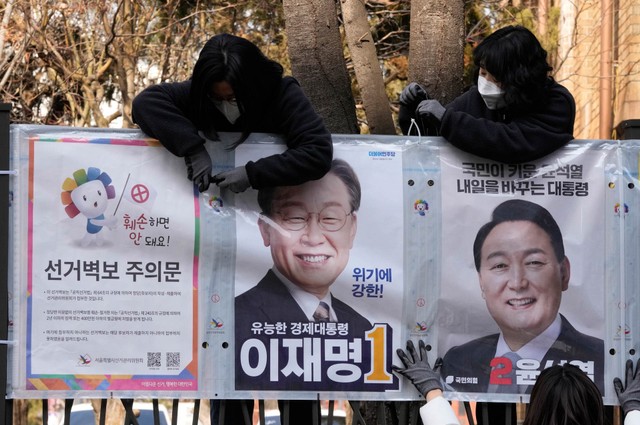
<box><xmin>210</xmin><ymin>318</ymin><xmax>224</xmax><ymax>329</ymax></box>
<box><xmin>206</xmin><ymin>195</ymin><xmax>224</xmax><ymax>212</ymax></box>
<box><xmin>414</xmin><ymin>199</ymin><xmax>428</xmax><ymax>216</ymax></box>
<box><xmin>414</xmin><ymin>322</ymin><xmax>428</xmax><ymax>332</ymax></box>
<box><xmin>614</xmin><ymin>203</ymin><xmax>629</xmax><ymax>215</ymax></box>
<box><xmin>78</xmin><ymin>354</ymin><xmax>92</xmax><ymax>365</ymax></box>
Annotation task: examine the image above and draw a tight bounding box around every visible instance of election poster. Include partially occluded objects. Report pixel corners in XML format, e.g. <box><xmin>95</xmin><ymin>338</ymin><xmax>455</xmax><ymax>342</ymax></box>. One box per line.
<box><xmin>437</xmin><ymin>146</ymin><xmax>610</xmax><ymax>401</ymax></box>
<box><xmin>230</xmin><ymin>143</ymin><xmax>404</xmax><ymax>395</ymax></box>
<box><xmin>24</xmin><ymin>133</ymin><xmax>199</xmax><ymax>392</ymax></box>
<box><xmin>7</xmin><ymin>127</ymin><xmax>635</xmax><ymax>404</ymax></box>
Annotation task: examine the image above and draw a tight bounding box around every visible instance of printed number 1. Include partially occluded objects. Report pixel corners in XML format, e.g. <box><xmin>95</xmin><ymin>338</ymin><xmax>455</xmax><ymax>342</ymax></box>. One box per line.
<box><xmin>364</xmin><ymin>324</ymin><xmax>393</xmax><ymax>383</ymax></box>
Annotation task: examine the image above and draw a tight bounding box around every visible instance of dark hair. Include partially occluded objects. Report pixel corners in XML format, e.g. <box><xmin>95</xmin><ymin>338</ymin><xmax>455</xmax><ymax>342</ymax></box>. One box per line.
<box><xmin>523</xmin><ymin>364</ymin><xmax>604</xmax><ymax>425</ymax></box>
<box><xmin>258</xmin><ymin>159</ymin><xmax>361</xmax><ymax>216</ymax></box>
<box><xmin>189</xmin><ymin>33</ymin><xmax>284</xmax><ymax>148</ymax></box>
<box><xmin>473</xmin><ymin>26</ymin><xmax>553</xmax><ymax>108</ymax></box>
<box><xmin>473</xmin><ymin>199</ymin><xmax>565</xmax><ymax>271</ymax></box>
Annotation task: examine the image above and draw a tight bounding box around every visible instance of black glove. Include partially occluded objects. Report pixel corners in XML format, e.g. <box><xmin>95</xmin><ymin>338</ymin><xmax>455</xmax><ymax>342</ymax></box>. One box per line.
<box><xmin>416</xmin><ymin>99</ymin><xmax>446</xmax><ymax>122</ymax></box>
<box><xmin>213</xmin><ymin>166</ymin><xmax>251</xmax><ymax>193</ymax></box>
<box><xmin>399</xmin><ymin>82</ymin><xmax>428</xmax><ymax>108</ymax></box>
<box><xmin>392</xmin><ymin>339</ymin><xmax>443</xmax><ymax>397</ymax></box>
<box><xmin>185</xmin><ymin>147</ymin><xmax>213</xmax><ymax>192</ymax></box>
<box><xmin>398</xmin><ymin>83</ymin><xmax>428</xmax><ymax>135</ymax></box>
<box><xmin>614</xmin><ymin>359</ymin><xmax>640</xmax><ymax>416</ymax></box>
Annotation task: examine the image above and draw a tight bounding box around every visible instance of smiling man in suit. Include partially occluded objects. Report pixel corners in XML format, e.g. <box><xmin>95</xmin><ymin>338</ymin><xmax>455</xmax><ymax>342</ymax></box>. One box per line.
<box><xmin>233</xmin><ymin>159</ymin><xmax>372</xmax><ymax>422</ymax></box>
<box><xmin>441</xmin><ymin>199</ymin><xmax>603</xmax><ymax>396</ymax></box>
<box><xmin>236</xmin><ymin>158</ymin><xmax>371</xmax><ymax>334</ymax></box>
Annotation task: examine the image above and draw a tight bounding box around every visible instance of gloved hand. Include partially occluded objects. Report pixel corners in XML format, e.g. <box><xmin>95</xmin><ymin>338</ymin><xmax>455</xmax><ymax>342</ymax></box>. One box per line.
<box><xmin>185</xmin><ymin>147</ymin><xmax>213</xmax><ymax>192</ymax></box>
<box><xmin>213</xmin><ymin>166</ymin><xmax>251</xmax><ymax>193</ymax></box>
<box><xmin>399</xmin><ymin>82</ymin><xmax>429</xmax><ymax>108</ymax></box>
<box><xmin>392</xmin><ymin>339</ymin><xmax>443</xmax><ymax>397</ymax></box>
<box><xmin>416</xmin><ymin>99</ymin><xmax>446</xmax><ymax>122</ymax></box>
<box><xmin>614</xmin><ymin>359</ymin><xmax>640</xmax><ymax>416</ymax></box>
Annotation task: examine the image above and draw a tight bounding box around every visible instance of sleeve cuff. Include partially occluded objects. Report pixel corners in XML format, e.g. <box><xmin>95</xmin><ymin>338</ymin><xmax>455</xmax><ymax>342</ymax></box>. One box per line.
<box><xmin>626</xmin><ymin>410</ymin><xmax>640</xmax><ymax>424</ymax></box>
<box><xmin>419</xmin><ymin>396</ymin><xmax>460</xmax><ymax>425</ymax></box>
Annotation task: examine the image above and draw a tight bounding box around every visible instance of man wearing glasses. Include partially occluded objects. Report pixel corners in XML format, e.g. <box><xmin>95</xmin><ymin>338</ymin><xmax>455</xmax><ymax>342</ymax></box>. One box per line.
<box><xmin>235</xmin><ymin>158</ymin><xmax>372</xmax><ymax>338</ymax></box>
<box><xmin>231</xmin><ymin>159</ymin><xmax>373</xmax><ymax>422</ymax></box>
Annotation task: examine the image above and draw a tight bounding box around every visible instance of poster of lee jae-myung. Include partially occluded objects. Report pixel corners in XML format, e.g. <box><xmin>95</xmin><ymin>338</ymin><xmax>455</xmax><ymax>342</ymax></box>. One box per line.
<box><xmin>231</xmin><ymin>143</ymin><xmax>404</xmax><ymax>394</ymax></box>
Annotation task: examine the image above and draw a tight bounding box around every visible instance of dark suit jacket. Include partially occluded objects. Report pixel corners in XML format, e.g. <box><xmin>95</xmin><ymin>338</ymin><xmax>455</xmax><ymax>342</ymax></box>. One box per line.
<box><xmin>441</xmin><ymin>315</ymin><xmax>604</xmax><ymax>394</ymax></box>
<box><xmin>234</xmin><ymin>270</ymin><xmax>373</xmax><ymax>391</ymax></box>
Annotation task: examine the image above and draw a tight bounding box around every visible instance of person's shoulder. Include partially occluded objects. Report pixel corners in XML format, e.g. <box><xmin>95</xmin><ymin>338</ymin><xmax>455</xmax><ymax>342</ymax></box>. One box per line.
<box><xmin>331</xmin><ymin>295</ymin><xmax>372</xmax><ymax>329</ymax></box>
<box><xmin>133</xmin><ymin>80</ymin><xmax>191</xmax><ymax>106</ymax></box>
<box><xmin>235</xmin><ymin>271</ymin><xmax>278</xmax><ymax>303</ymax></box>
<box><xmin>268</xmin><ymin>76</ymin><xmax>306</xmax><ymax>109</ymax></box>
<box><xmin>276</xmin><ymin>76</ymin><xmax>305</xmax><ymax>99</ymax></box>
<box><xmin>445</xmin><ymin>85</ymin><xmax>483</xmax><ymax>110</ymax></box>
<box><xmin>140</xmin><ymin>79</ymin><xmax>191</xmax><ymax>94</ymax></box>
<box><xmin>443</xmin><ymin>334</ymin><xmax>499</xmax><ymax>360</ymax></box>
<box><xmin>282</xmin><ymin>75</ymin><xmax>300</xmax><ymax>87</ymax></box>
<box><xmin>546</xmin><ymin>79</ymin><xmax>575</xmax><ymax>105</ymax></box>
<box><xmin>558</xmin><ymin>315</ymin><xmax>604</xmax><ymax>348</ymax></box>
<box><xmin>331</xmin><ymin>295</ymin><xmax>363</xmax><ymax>316</ymax></box>
<box><xmin>235</xmin><ymin>283</ymin><xmax>261</xmax><ymax>307</ymax></box>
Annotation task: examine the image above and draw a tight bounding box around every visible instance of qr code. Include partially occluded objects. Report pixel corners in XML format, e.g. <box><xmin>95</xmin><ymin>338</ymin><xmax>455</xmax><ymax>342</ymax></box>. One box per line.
<box><xmin>147</xmin><ymin>352</ymin><xmax>161</xmax><ymax>367</ymax></box>
<box><xmin>166</xmin><ymin>352</ymin><xmax>180</xmax><ymax>368</ymax></box>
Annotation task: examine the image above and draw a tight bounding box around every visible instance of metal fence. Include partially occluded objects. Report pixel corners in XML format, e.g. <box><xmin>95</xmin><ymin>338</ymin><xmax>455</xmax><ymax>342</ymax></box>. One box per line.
<box><xmin>0</xmin><ymin>105</ymin><xmax>626</xmax><ymax>425</ymax></box>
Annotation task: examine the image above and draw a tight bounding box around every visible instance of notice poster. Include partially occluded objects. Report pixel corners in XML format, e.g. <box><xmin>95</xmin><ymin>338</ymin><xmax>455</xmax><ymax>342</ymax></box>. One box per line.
<box><xmin>232</xmin><ymin>144</ymin><xmax>404</xmax><ymax>393</ymax></box>
<box><xmin>27</xmin><ymin>135</ymin><xmax>198</xmax><ymax>392</ymax></box>
<box><xmin>437</xmin><ymin>147</ymin><xmax>607</xmax><ymax>399</ymax></box>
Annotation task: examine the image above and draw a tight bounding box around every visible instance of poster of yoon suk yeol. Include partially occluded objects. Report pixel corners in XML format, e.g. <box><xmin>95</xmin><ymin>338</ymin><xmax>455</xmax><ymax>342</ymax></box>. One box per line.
<box><xmin>228</xmin><ymin>142</ymin><xmax>404</xmax><ymax>396</ymax></box>
<box><xmin>436</xmin><ymin>144</ymin><xmax>611</xmax><ymax>402</ymax></box>
<box><xmin>16</xmin><ymin>129</ymin><xmax>199</xmax><ymax>395</ymax></box>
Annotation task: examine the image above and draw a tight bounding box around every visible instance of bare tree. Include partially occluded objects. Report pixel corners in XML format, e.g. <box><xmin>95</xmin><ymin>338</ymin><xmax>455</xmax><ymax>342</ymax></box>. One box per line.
<box><xmin>282</xmin><ymin>0</ymin><xmax>359</xmax><ymax>134</ymax></box>
<box><xmin>0</xmin><ymin>0</ymin><xmax>289</xmax><ymax>127</ymax></box>
<box><xmin>341</xmin><ymin>0</ymin><xmax>395</xmax><ymax>134</ymax></box>
<box><xmin>407</xmin><ymin>0</ymin><xmax>465</xmax><ymax>104</ymax></box>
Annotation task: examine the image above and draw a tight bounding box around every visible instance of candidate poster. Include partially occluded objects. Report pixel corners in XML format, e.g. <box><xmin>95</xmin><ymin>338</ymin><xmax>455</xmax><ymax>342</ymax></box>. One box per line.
<box><xmin>437</xmin><ymin>146</ymin><xmax>608</xmax><ymax>400</ymax></box>
<box><xmin>26</xmin><ymin>135</ymin><xmax>198</xmax><ymax>392</ymax></box>
<box><xmin>231</xmin><ymin>143</ymin><xmax>404</xmax><ymax>394</ymax></box>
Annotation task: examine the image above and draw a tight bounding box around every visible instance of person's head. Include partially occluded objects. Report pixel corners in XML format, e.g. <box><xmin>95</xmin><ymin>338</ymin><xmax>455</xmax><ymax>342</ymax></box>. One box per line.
<box><xmin>189</xmin><ymin>34</ymin><xmax>284</xmax><ymax>139</ymax></box>
<box><xmin>473</xmin><ymin>26</ymin><xmax>552</xmax><ymax>108</ymax></box>
<box><xmin>257</xmin><ymin>159</ymin><xmax>360</xmax><ymax>298</ymax></box>
<box><xmin>473</xmin><ymin>200</ymin><xmax>570</xmax><ymax>348</ymax></box>
<box><xmin>523</xmin><ymin>363</ymin><xmax>604</xmax><ymax>425</ymax></box>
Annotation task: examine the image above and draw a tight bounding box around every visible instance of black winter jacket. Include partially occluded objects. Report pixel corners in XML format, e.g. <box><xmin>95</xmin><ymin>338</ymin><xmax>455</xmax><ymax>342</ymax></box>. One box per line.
<box><xmin>400</xmin><ymin>79</ymin><xmax>576</xmax><ymax>163</ymax></box>
<box><xmin>132</xmin><ymin>76</ymin><xmax>333</xmax><ymax>189</ymax></box>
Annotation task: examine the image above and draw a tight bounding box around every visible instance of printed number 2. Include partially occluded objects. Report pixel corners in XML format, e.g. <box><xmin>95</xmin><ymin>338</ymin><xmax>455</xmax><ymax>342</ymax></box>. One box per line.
<box><xmin>489</xmin><ymin>357</ymin><xmax>512</xmax><ymax>385</ymax></box>
<box><xmin>364</xmin><ymin>324</ymin><xmax>393</xmax><ymax>383</ymax></box>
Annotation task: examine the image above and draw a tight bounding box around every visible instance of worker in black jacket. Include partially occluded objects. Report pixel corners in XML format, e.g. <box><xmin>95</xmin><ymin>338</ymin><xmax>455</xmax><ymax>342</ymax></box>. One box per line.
<box><xmin>399</xmin><ymin>25</ymin><xmax>575</xmax><ymax>164</ymax></box>
<box><xmin>132</xmin><ymin>33</ymin><xmax>332</xmax><ymax>193</ymax></box>
<box><xmin>133</xmin><ymin>33</ymin><xmax>332</xmax><ymax>424</ymax></box>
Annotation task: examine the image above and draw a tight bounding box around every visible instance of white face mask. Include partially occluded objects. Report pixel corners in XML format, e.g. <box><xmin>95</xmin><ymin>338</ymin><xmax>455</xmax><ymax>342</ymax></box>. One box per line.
<box><xmin>477</xmin><ymin>75</ymin><xmax>507</xmax><ymax>110</ymax></box>
<box><xmin>213</xmin><ymin>100</ymin><xmax>241</xmax><ymax>124</ymax></box>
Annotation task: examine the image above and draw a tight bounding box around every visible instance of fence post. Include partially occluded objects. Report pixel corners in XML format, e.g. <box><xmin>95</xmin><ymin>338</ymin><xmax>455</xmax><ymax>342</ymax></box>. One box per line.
<box><xmin>0</xmin><ymin>103</ymin><xmax>13</xmax><ymax>424</ymax></box>
<box><xmin>0</xmin><ymin>103</ymin><xmax>12</xmax><ymax>423</ymax></box>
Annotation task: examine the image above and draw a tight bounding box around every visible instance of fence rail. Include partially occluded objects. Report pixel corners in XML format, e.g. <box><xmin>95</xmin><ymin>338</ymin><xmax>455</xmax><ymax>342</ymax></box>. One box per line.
<box><xmin>1</xmin><ymin>106</ymin><xmax>630</xmax><ymax>425</ymax></box>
